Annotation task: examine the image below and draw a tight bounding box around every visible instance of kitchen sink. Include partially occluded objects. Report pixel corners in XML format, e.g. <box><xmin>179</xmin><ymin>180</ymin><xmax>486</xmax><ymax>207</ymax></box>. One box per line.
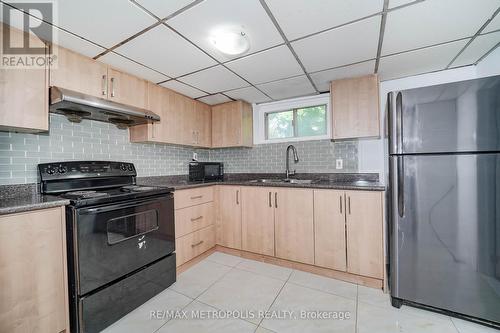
<box><xmin>247</xmin><ymin>179</ymin><xmax>283</xmax><ymax>183</ymax></box>
<box><xmin>247</xmin><ymin>178</ymin><xmax>314</xmax><ymax>184</ymax></box>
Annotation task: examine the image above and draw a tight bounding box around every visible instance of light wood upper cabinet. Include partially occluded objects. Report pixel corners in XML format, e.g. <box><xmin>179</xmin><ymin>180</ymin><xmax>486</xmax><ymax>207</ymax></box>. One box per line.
<box><xmin>50</xmin><ymin>46</ymin><xmax>108</xmax><ymax>99</ymax></box>
<box><xmin>330</xmin><ymin>74</ymin><xmax>380</xmax><ymax>139</ymax></box>
<box><xmin>346</xmin><ymin>190</ymin><xmax>384</xmax><ymax>279</ymax></box>
<box><xmin>274</xmin><ymin>188</ymin><xmax>315</xmax><ymax>265</ymax></box>
<box><xmin>215</xmin><ymin>186</ymin><xmax>242</xmax><ymax>249</ymax></box>
<box><xmin>241</xmin><ymin>186</ymin><xmax>275</xmax><ymax>256</ymax></box>
<box><xmin>314</xmin><ymin>190</ymin><xmax>347</xmax><ymax>271</ymax></box>
<box><xmin>195</xmin><ymin>101</ymin><xmax>212</xmax><ymax>148</ymax></box>
<box><xmin>107</xmin><ymin>68</ymin><xmax>148</xmax><ymax>109</ymax></box>
<box><xmin>0</xmin><ymin>207</ymin><xmax>68</xmax><ymax>333</ymax></box>
<box><xmin>212</xmin><ymin>100</ymin><xmax>253</xmax><ymax>148</ymax></box>
<box><xmin>0</xmin><ymin>24</ymin><xmax>49</xmax><ymax>132</ymax></box>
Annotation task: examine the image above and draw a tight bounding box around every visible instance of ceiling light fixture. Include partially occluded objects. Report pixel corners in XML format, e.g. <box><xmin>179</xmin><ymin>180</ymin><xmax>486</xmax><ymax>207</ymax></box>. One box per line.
<box><xmin>210</xmin><ymin>29</ymin><xmax>250</xmax><ymax>56</ymax></box>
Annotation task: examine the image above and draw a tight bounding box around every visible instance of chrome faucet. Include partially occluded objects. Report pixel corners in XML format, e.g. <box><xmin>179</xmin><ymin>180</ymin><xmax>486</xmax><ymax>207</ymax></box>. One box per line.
<box><xmin>285</xmin><ymin>144</ymin><xmax>299</xmax><ymax>180</ymax></box>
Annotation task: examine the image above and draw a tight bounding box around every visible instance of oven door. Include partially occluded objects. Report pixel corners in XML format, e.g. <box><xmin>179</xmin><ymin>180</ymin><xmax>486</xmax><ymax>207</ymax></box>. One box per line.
<box><xmin>74</xmin><ymin>194</ymin><xmax>174</xmax><ymax>295</ymax></box>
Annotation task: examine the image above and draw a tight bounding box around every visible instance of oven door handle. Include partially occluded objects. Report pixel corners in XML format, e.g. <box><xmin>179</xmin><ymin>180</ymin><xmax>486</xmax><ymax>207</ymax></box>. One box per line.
<box><xmin>78</xmin><ymin>197</ymin><xmax>169</xmax><ymax>215</ymax></box>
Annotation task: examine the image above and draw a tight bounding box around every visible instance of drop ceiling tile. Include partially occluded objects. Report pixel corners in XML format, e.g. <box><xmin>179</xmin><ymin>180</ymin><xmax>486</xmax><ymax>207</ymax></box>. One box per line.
<box><xmin>160</xmin><ymin>80</ymin><xmax>206</xmax><ymax>98</ymax></box>
<box><xmin>135</xmin><ymin>0</ymin><xmax>196</xmax><ymax>19</ymax></box>
<box><xmin>292</xmin><ymin>16</ymin><xmax>380</xmax><ymax>72</ymax></box>
<box><xmin>257</xmin><ymin>75</ymin><xmax>315</xmax><ymax>100</ymax></box>
<box><xmin>382</xmin><ymin>0</ymin><xmax>499</xmax><ymax>55</ymax></box>
<box><xmin>179</xmin><ymin>66</ymin><xmax>248</xmax><ymax>94</ymax></box>
<box><xmin>1</xmin><ymin>7</ymin><xmax>105</xmax><ymax>57</ymax></box>
<box><xmin>388</xmin><ymin>0</ymin><xmax>416</xmax><ymax>9</ymax></box>
<box><xmin>378</xmin><ymin>39</ymin><xmax>469</xmax><ymax>81</ymax></box>
<box><xmin>113</xmin><ymin>24</ymin><xmax>217</xmax><ymax>77</ymax></box>
<box><xmin>451</xmin><ymin>31</ymin><xmax>500</xmax><ymax>67</ymax></box>
<box><xmin>310</xmin><ymin>60</ymin><xmax>376</xmax><ymax>92</ymax></box>
<box><xmin>99</xmin><ymin>52</ymin><xmax>170</xmax><ymax>84</ymax></box>
<box><xmin>15</xmin><ymin>0</ymin><xmax>157</xmax><ymax>48</ymax></box>
<box><xmin>483</xmin><ymin>12</ymin><xmax>500</xmax><ymax>34</ymax></box>
<box><xmin>225</xmin><ymin>46</ymin><xmax>303</xmax><ymax>85</ymax></box>
<box><xmin>198</xmin><ymin>94</ymin><xmax>232</xmax><ymax>105</ymax></box>
<box><xmin>266</xmin><ymin>0</ymin><xmax>383</xmax><ymax>40</ymax></box>
<box><xmin>224</xmin><ymin>86</ymin><xmax>271</xmax><ymax>104</ymax></box>
<box><xmin>167</xmin><ymin>0</ymin><xmax>283</xmax><ymax>62</ymax></box>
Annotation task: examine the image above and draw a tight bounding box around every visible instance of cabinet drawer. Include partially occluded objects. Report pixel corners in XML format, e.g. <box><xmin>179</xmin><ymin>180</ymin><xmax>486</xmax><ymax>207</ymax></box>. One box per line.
<box><xmin>175</xmin><ymin>202</ymin><xmax>214</xmax><ymax>238</ymax></box>
<box><xmin>175</xmin><ymin>225</ymin><xmax>215</xmax><ymax>267</ymax></box>
<box><xmin>175</xmin><ymin>187</ymin><xmax>214</xmax><ymax>209</ymax></box>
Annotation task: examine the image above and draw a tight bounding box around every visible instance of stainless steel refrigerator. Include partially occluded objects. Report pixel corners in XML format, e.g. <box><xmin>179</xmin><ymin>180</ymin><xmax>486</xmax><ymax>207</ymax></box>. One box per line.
<box><xmin>388</xmin><ymin>75</ymin><xmax>500</xmax><ymax>328</ymax></box>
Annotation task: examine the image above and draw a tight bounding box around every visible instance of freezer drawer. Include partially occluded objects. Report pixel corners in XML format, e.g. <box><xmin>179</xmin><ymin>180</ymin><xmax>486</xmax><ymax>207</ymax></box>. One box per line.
<box><xmin>389</xmin><ymin>153</ymin><xmax>500</xmax><ymax>324</ymax></box>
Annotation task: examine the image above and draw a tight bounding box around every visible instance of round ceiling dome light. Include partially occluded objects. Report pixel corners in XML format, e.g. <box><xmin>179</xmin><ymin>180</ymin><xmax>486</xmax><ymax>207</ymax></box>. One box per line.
<box><xmin>211</xmin><ymin>30</ymin><xmax>250</xmax><ymax>56</ymax></box>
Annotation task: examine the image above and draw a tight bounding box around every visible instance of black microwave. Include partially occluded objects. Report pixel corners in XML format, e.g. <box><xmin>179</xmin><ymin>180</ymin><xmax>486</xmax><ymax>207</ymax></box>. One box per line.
<box><xmin>189</xmin><ymin>162</ymin><xmax>224</xmax><ymax>182</ymax></box>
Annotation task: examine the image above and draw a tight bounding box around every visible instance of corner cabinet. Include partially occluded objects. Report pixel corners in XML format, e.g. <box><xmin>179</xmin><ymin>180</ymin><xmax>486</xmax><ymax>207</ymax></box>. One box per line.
<box><xmin>211</xmin><ymin>100</ymin><xmax>253</xmax><ymax>148</ymax></box>
<box><xmin>0</xmin><ymin>24</ymin><xmax>49</xmax><ymax>132</ymax></box>
<box><xmin>0</xmin><ymin>207</ymin><xmax>69</xmax><ymax>333</ymax></box>
<box><xmin>330</xmin><ymin>74</ymin><xmax>380</xmax><ymax>139</ymax></box>
<box><xmin>215</xmin><ymin>186</ymin><xmax>242</xmax><ymax>249</ymax></box>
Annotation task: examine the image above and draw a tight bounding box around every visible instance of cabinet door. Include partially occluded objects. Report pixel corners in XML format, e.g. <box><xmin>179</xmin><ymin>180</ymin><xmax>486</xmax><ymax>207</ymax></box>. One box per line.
<box><xmin>241</xmin><ymin>187</ymin><xmax>275</xmax><ymax>256</ymax></box>
<box><xmin>212</xmin><ymin>101</ymin><xmax>241</xmax><ymax>147</ymax></box>
<box><xmin>0</xmin><ymin>24</ymin><xmax>49</xmax><ymax>132</ymax></box>
<box><xmin>216</xmin><ymin>186</ymin><xmax>242</xmax><ymax>249</ymax></box>
<box><xmin>331</xmin><ymin>74</ymin><xmax>380</xmax><ymax>139</ymax></box>
<box><xmin>314</xmin><ymin>190</ymin><xmax>347</xmax><ymax>271</ymax></box>
<box><xmin>108</xmin><ymin>68</ymin><xmax>148</xmax><ymax>109</ymax></box>
<box><xmin>274</xmin><ymin>188</ymin><xmax>314</xmax><ymax>264</ymax></box>
<box><xmin>0</xmin><ymin>207</ymin><xmax>68</xmax><ymax>333</ymax></box>
<box><xmin>50</xmin><ymin>45</ymin><xmax>108</xmax><ymax>98</ymax></box>
<box><xmin>346</xmin><ymin>190</ymin><xmax>383</xmax><ymax>278</ymax></box>
<box><xmin>195</xmin><ymin>101</ymin><xmax>212</xmax><ymax>147</ymax></box>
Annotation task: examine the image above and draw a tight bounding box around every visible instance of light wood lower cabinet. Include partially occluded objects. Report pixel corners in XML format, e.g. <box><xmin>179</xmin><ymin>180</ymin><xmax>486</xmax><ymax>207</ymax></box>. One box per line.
<box><xmin>0</xmin><ymin>207</ymin><xmax>68</xmax><ymax>333</ymax></box>
<box><xmin>241</xmin><ymin>187</ymin><xmax>275</xmax><ymax>256</ymax></box>
<box><xmin>215</xmin><ymin>186</ymin><xmax>242</xmax><ymax>249</ymax></box>
<box><xmin>174</xmin><ymin>186</ymin><xmax>214</xmax><ymax>210</ymax></box>
<box><xmin>314</xmin><ymin>190</ymin><xmax>347</xmax><ymax>271</ymax></box>
<box><xmin>175</xmin><ymin>202</ymin><xmax>214</xmax><ymax>238</ymax></box>
<box><xmin>345</xmin><ymin>190</ymin><xmax>384</xmax><ymax>279</ymax></box>
<box><xmin>274</xmin><ymin>188</ymin><xmax>314</xmax><ymax>264</ymax></box>
<box><xmin>176</xmin><ymin>225</ymin><xmax>215</xmax><ymax>267</ymax></box>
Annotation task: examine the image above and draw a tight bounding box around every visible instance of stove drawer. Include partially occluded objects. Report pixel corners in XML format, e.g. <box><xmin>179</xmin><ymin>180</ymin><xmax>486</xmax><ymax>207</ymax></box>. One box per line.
<box><xmin>175</xmin><ymin>225</ymin><xmax>215</xmax><ymax>266</ymax></box>
<box><xmin>174</xmin><ymin>186</ymin><xmax>214</xmax><ymax>209</ymax></box>
<box><xmin>175</xmin><ymin>202</ymin><xmax>214</xmax><ymax>238</ymax></box>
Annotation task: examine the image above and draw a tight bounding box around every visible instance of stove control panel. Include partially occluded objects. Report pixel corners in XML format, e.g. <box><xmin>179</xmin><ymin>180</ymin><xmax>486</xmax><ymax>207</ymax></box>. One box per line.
<box><xmin>38</xmin><ymin>161</ymin><xmax>136</xmax><ymax>180</ymax></box>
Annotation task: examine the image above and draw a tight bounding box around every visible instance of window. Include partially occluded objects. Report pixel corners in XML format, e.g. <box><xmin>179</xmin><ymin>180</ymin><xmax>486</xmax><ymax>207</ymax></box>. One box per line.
<box><xmin>255</xmin><ymin>94</ymin><xmax>330</xmax><ymax>144</ymax></box>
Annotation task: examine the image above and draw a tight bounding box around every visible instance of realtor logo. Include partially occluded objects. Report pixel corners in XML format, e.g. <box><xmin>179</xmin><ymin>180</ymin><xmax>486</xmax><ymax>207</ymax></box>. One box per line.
<box><xmin>1</xmin><ymin>1</ymin><xmax>57</xmax><ymax>68</ymax></box>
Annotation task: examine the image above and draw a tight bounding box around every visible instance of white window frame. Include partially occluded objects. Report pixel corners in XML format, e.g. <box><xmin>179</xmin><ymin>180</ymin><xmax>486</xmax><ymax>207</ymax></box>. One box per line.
<box><xmin>253</xmin><ymin>93</ymin><xmax>331</xmax><ymax>144</ymax></box>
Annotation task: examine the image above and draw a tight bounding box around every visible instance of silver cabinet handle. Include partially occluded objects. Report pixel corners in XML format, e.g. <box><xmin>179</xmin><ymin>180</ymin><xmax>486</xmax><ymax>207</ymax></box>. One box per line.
<box><xmin>236</xmin><ymin>190</ymin><xmax>239</xmax><ymax>205</ymax></box>
<box><xmin>274</xmin><ymin>192</ymin><xmax>278</xmax><ymax>208</ymax></box>
<box><xmin>101</xmin><ymin>75</ymin><xmax>107</xmax><ymax>96</ymax></box>
<box><xmin>348</xmin><ymin>196</ymin><xmax>351</xmax><ymax>215</ymax></box>
<box><xmin>191</xmin><ymin>216</ymin><xmax>203</xmax><ymax>222</ymax></box>
<box><xmin>190</xmin><ymin>195</ymin><xmax>202</xmax><ymax>200</ymax></box>
<box><xmin>191</xmin><ymin>240</ymin><xmax>204</xmax><ymax>247</ymax></box>
<box><xmin>110</xmin><ymin>77</ymin><xmax>115</xmax><ymax>97</ymax></box>
<box><xmin>268</xmin><ymin>192</ymin><xmax>272</xmax><ymax>207</ymax></box>
<box><xmin>397</xmin><ymin>156</ymin><xmax>405</xmax><ymax>218</ymax></box>
<box><xmin>339</xmin><ymin>195</ymin><xmax>343</xmax><ymax>214</ymax></box>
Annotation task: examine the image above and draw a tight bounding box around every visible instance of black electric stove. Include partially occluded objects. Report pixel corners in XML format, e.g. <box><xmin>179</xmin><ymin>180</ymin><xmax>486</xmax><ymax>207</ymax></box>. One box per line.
<box><xmin>38</xmin><ymin>161</ymin><xmax>176</xmax><ymax>333</ymax></box>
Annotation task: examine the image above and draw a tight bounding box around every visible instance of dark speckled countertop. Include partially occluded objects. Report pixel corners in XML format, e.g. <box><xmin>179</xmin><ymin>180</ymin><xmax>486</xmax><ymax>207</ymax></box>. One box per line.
<box><xmin>0</xmin><ymin>184</ymin><xmax>70</xmax><ymax>215</ymax></box>
<box><xmin>0</xmin><ymin>173</ymin><xmax>384</xmax><ymax>215</ymax></box>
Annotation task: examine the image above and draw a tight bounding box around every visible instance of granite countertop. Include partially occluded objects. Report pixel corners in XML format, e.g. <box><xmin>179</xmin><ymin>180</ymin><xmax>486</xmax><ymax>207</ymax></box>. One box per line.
<box><xmin>0</xmin><ymin>184</ymin><xmax>70</xmax><ymax>215</ymax></box>
<box><xmin>137</xmin><ymin>173</ymin><xmax>386</xmax><ymax>192</ymax></box>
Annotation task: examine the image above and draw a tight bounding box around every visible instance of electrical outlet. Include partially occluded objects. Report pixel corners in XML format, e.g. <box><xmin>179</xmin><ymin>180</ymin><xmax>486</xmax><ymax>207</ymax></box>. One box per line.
<box><xmin>336</xmin><ymin>159</ymin><xmax>343</xmax><ymax>170</ymax></box>
<box><xmin>192</xmin><ymin>152</ymin><xmax>198</xmax><ymax>161</ymax></box>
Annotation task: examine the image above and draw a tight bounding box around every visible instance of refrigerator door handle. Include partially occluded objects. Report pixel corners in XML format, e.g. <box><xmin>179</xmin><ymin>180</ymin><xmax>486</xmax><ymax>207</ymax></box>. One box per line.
<box><xmin>397</xmin><ymin>156</ymin><xmax>405</xmax><ymax>218</ymax></box>
<box><xmin>396</xmin><ymin>92</ymin><xmax>403</xmax><ymax>154</ymax></box>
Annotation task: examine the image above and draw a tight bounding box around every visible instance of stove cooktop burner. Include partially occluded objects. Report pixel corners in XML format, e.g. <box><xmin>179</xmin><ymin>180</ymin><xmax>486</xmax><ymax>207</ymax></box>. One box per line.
<box><xmin>121</xmin><ymin>185</ymin><xmax>157</xmax><ymax>192</ymax></box>
<box><xmin>64</xmin><ymin>190</ymin><xmax>110</xmax><ymax>199</ymax></box>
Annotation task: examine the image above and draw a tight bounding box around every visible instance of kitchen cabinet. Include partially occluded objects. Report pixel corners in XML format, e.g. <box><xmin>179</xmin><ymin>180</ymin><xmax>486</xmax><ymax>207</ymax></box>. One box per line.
<box><xmin>175</xmin><ymin>202</ymin><xmax>214</xmax><ymax>238</ymax></box>
<box><xmin>313</xmin><ymin>190</ymin><xmax>347</xmax><ymax>271</ymax></box>
<box><xmin>241</xmin><ymin>186</ymin><xmax>275</xmax><ymax>256</ymax></box>
<box><xmin>0</xmin><ymin>207</ymin><xmax>68</xmax><ymax>333</ymax></box>
<box><xmin>175</xmin><ymin>186</ymin><xmax>214</xmax><ymax>210</ymax></box>
<box><xmin>274</xmin><ymin>188</ymin><xmax>314</xmax><ymax>264</ymax></box>
<box><xmin>212</xmin><ymin>100</ymin><xmax>253</xmax><ymax>148</ymax></box>
<box><xmin>345</xmin><ymin>190</ymin><xmax>383</xmax><ymax>279</ymax></box>
<box><xmin>176</xmin><ymin>225</ymin><xmax>215</xmax><ymax>267</ymax></box>
<box><xmin>0</xmin><ymin>24</ymin><xmax>49</xmax><ymax>132</ymax></box>
<box><xmin>330</xmin><ymin>74</ymin><xmax>380</xmax><ymax>139</ymax></box>
<box><xmin>51</xmin><ymin>46</ymin><xmax>148</xmax><ymax>109</ymax></box>
<box><xmin>195</xmin><ymin>101</ymin><xmax>212</xmax><ymax>147</ymax></box>
<box><xmin>215</xmin><ymin>186</ymin><xmax>242</xmax><ymax>249</ymax></box>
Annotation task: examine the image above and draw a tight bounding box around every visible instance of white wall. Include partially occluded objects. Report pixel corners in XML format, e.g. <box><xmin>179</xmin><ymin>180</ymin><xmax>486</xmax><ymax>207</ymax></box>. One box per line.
<box><xmin>358</xmin><ymin>46</ymin><xmax>500</xmax><ymax>184</ymax></box>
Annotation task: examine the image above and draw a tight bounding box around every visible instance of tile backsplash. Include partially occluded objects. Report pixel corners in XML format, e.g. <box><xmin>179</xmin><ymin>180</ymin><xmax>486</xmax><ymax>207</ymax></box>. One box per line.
<box><xmin>0</xmin><ymin>114</ymin><xmax>358</xmax><ymax>185</ymax></box>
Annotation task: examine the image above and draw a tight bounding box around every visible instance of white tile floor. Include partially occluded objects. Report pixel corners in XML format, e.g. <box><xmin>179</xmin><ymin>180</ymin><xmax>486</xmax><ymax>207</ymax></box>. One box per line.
<box><xmin>102</xmin><ymin>252</ymin><xmax>499</xmax><ymax>333</ymax></box>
